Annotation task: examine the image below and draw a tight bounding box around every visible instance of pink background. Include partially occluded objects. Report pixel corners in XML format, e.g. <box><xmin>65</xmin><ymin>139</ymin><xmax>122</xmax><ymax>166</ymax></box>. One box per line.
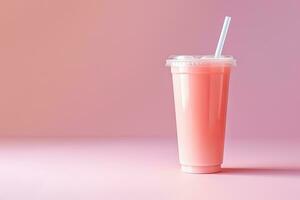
<box><xmin>0</xmin><ymin>1</ymin><xmax>299</xmax><ymax>198</ymax></box>
<box><xmin>1</xmin><ymin>0</ymin><xmax>299</xmax><ymax>137</ymax></box>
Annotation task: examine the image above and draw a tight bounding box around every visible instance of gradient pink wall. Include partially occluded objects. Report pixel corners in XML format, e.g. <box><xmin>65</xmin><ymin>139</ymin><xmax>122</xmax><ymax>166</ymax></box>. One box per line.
<box><xmin>0</xmin><ymin>0</ymin><xmax>299</xmax><ymax>137</ymax></box>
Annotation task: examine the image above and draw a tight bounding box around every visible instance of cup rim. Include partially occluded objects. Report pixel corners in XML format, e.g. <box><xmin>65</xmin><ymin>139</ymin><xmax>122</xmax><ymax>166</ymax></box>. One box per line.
<box><xmin>166</xmin><ymin>55</ymin><xmax>236</xmax><ymax>67</ymax></box>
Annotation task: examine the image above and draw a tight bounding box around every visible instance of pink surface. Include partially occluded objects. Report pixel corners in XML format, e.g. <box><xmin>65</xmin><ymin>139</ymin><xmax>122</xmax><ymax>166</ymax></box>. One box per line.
<box><xmin>171</xmin><ymin>65</ymin><xmax>231</xmax><ymax>171</ymax></box>
<box><xmin>0</xmin><ymin>0</ymin><xmax>300</xmax><ymax>137</ymax></box>
<box><xmin>0</xmin><ymin>136</ymin><xmax>299</xmax><ymax>199</ymax></box>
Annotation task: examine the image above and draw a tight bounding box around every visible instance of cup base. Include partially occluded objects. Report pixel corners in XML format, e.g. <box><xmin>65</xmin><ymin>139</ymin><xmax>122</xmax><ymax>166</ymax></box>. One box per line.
<box><xmin>181</xmin><ymin>165</ymin><xmax>221</xmax><ymax>174</ymax></box>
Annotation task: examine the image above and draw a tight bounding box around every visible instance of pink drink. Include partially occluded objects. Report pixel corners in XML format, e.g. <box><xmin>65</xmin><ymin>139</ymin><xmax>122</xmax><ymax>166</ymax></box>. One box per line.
<box><xmin>166</xmin><ymin>55</ymin><xmax>236</xmax><ymax>173</ymax></box>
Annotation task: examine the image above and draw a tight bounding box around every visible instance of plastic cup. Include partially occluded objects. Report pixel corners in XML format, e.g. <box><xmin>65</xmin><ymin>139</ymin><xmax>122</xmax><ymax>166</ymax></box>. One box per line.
<box><xmin>166</xmin><ymin>55</ymin><xmax>236</xmax><ymax>173</ymax></box>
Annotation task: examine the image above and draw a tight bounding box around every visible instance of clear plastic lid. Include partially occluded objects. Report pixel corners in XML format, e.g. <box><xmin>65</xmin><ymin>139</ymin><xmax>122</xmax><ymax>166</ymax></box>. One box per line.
<box><xmin>166</xmin><ymin>55</ymin><xmax>236</xmax><ymax>67</ymax></box>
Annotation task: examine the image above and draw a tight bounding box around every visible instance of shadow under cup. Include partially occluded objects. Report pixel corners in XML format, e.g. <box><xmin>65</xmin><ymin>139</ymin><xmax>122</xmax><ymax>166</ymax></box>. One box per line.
<box><xmin>166</xmin><ymin>55</ymin><xmax>236</xmax><ymax>174</ymax></box>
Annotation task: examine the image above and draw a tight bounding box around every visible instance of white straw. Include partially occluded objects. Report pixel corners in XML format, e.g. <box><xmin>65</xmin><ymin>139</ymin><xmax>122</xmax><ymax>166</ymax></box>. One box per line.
<box><xmin>214</xmin><ymin>16</ymin><xmax>231</xmax><ymax>58</ymax></box>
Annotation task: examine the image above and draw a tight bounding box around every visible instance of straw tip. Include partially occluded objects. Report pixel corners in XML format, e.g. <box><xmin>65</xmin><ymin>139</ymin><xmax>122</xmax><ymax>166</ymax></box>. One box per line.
<box><xmin>214</xmin><ymin>16</ymin><xmax>232</xmax><ymax>58</ymax></box>
<box><xmin>225</xmin><ymin>16</ymin><xmax>231</xmax><ymax>21</ymax></box>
